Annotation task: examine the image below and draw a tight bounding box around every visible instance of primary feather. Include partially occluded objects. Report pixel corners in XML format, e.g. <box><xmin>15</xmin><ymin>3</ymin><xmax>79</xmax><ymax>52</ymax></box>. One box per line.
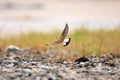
<box><xmin>51</xmin><ymin>23</ymin><xmax>69</xmax><ymax>45</ymax></box>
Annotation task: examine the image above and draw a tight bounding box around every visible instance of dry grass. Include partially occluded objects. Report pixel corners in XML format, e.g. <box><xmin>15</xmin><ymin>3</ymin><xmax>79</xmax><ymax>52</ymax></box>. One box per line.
<box><xmin>0</xmin><ymin>26</ymin><xmax>120</xmax><ymax>60</ymax></box>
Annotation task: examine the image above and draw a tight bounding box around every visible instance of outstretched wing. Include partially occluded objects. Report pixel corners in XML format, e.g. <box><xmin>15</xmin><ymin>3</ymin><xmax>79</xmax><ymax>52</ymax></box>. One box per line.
<box><xmin>51</xmin><ymin>23</ymin><xmax>69</xmax><ymax>45</ymax></box>
<box><xmin>61</xmin><ymin>23</ymin><xmax>69</xmax><ymax>39</ymax></box>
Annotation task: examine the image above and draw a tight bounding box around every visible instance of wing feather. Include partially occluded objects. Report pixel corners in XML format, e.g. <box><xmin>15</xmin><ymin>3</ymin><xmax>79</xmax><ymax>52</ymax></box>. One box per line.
<box><xmin>51</xmin><ymin>24</ymin><xmax>69</xmax><ymax>45</ymax></box>
<box><xmin>61</xmin><ymin>23</ymin><xmax>69</xmax><ymax>39</ymax></box>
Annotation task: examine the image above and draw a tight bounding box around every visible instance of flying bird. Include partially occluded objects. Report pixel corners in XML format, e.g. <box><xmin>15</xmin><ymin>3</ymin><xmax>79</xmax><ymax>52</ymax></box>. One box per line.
<box><xmin>63</xmin><ymin>38</ymin><xmax>71</xmax><ymax>47</ymax></box>
<box><xmin>48</xmin><ymin>24</ymin><xmax>70</xmax><ymax>54</ymax></box>
<box><xmin>51</xmin><ymin>24</ymin><xmax>71</xmax><ymax>47</ymax></box>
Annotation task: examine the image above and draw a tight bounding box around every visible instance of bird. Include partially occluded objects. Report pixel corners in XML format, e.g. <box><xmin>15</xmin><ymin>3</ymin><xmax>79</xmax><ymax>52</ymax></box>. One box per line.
<box><xmin>63</xmin><ymin>38</ymin><xmax>71</xmax><ymax>47</ymax></box>
<box><xmin>51</xmin><ymin>23</ymin><xmax>71</xmax><ymax>47</ymax></box>
<box><xmin>47</xmin><ymin>24</ymin><xmax>71</xmax><ymax>57</ymax></box>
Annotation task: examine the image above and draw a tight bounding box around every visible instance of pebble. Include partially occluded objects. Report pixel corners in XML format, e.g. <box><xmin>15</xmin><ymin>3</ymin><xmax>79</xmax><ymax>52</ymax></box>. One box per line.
<box><xmin>0</xmin><ymin>47</ymin><xmax>119</xmax><ymax>80</ymax></box>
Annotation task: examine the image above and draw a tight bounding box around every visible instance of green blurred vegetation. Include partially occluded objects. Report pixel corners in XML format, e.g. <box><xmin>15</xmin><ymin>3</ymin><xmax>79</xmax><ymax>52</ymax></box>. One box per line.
<box><xmin>0</xmin><ymin>26</ymin><xmax>120</xmax><ymax>56</ymax></box>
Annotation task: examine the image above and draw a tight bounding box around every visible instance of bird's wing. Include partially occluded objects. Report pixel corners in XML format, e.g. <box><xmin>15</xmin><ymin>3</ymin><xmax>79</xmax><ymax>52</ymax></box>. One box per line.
<box><xmin>51</xmin><ymin>24</ymin><xmax>69</xmax><ymax>45</ymax></box>
<box><xmin>61</xmin><ymin>23</ymin><xmax>69</xmax><ymax>39</ymax></box>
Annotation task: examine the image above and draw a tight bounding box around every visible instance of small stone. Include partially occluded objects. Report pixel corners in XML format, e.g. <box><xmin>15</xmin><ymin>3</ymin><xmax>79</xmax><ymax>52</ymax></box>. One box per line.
<box><xmin>4</xmin><ymin>45</ymin><xmax>21</xmax><ymax>54</ymax></box>
<box><xmin>48</xmin><ymin>77</ymin><xmax>53</xmax><ymax>80</ymax></box>
<box><xmin>75</xmin><ymin>57</ymin><xmax>89</xmax><ymax>64</ymax></box>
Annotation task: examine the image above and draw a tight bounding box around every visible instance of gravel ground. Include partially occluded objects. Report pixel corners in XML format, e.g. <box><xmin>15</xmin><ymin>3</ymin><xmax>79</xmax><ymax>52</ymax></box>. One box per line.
<box><xmin>0</xmin><ymin>46</ymin><xmax>120</xmax><ymax>80</ymax></box>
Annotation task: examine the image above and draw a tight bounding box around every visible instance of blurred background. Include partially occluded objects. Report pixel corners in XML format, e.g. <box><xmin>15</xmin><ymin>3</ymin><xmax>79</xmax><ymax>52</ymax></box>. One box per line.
<box><xmin>0</xmin><ymin>0</ymin><xmax>120</xmax><ymax>36</ymax></box>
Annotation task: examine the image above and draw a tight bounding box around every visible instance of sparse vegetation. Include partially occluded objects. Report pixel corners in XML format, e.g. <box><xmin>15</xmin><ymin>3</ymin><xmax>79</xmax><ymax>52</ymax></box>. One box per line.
<box><xmin>0</xmin><ymin>26</ymin><xmax>120</xmax><ymax>60</ymax></box>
